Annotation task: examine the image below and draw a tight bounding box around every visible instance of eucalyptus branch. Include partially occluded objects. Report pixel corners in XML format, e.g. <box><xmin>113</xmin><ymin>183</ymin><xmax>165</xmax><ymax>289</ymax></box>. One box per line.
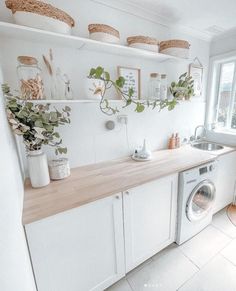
<box><xmin>2</xmin><ymin>84</ymin><xmax>71</xmax><ymax>155</ymax></box>
<box><xmin>88</xmin><ymin>66</ymin><xmax>179</xmax><ymax>115</ymax></box>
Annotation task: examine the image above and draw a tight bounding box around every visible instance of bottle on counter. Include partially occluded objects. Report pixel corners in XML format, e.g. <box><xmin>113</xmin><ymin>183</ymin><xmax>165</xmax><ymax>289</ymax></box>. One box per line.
<box><xmin>175</xmin><ymin>133</ymin><xmax>180</xmax><ymax>148</ymax></box>
<box><xmin>160</xmin><ymin>74</ymin><xmax>167</xmax><ymax>100</ymax></box>
<box><xmin>148</xmin><ymin>73</ymin><xmax>161</xmax><ymax>100</ymax></box>
<box><xmin>168</xmin><ymin>133</ymin><xmax>176</xmax><ymax>149</ymax></box>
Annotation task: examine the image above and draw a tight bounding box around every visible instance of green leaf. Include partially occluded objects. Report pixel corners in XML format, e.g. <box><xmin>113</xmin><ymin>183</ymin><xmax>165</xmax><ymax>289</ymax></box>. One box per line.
<box><xmin>95</xmin><ymin>66</ymin><xmax>104</xmax><ymax>78</ymax></box>
<box><xmin>53</xmin><ymin>132</ymin><xmax>60</xmax><ymax>138</ymax></box>
<box><xmin>89</xmin><ymin>68</ymin><xmax>96</xmax><ymax>77</ymax></box>
<box><xmin>64</xmin><ymin>106</ymin><xmax>71</xmax><ymax>112</ymax></box>
<box><xmin>35</xmin><ymin>120</ymin><xmax>44</xmax><ymax>128</ymax></box>
<box><xmin>57</xmin><ymin>147</ymin><xmax>67</xmax><ymax>154</ymax></box>
<box><xmin>104</xmin><ymin>71</ymin><xmax>110</xmax><ymax>81</ymax></box>
<box><xmin>128</xmin><ymin>87</ymin><xmax>134</xmax><ymax>97</ymax></box>
<box><xmin>116</xmin><ymin>77</ymin><xmax>125</xmax><ymax>88</ymax></box>
<box><xmin>135</xmin><ymin>103</ymin><xmax>145</xmax><ymax>113</ymax></box>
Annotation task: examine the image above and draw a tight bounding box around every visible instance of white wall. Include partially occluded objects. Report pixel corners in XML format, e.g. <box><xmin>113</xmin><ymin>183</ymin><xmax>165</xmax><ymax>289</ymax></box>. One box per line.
<box><xmin>210</xmin><ymin>32</ymin><xmax>236</xmax><ymax>57</ymax></box>
<box><xmin>0</xmin><ymin>0</ymin><xmax>210</xmax><ymax>172</ymax></box>
<box><xmin>0</xmin><ymin>59</ymin><xmax>36</xmax><ymax>290</ymax></box>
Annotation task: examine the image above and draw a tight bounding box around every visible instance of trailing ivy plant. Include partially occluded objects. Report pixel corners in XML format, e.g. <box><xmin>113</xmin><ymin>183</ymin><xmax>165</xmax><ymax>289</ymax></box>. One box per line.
<box><xmin>170</xmin><ymin>72</ymin><xmax>195</xmax><ymax>100</ymax></box>
<box><xmin>2</xmin><ymin>84</ymin><xmax>71</xmax><ymax>155</ymax></box>
<box><xmin>88</xmin><ymin>66</ymin><xmax>178</xmax><ymax>115</ymax></box>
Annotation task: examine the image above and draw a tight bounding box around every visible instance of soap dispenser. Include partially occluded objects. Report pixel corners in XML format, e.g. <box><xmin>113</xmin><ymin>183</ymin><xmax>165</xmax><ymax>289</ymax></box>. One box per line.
<box><xmin>132</xmin><ymin>139</ymin><xmax>152</xmax><ymax>161</ymax></box>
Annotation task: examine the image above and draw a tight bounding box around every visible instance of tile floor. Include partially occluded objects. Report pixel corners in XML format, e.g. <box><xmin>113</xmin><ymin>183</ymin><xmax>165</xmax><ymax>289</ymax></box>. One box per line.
<box><xmin>107</xmin><ymin>207</ymin><xmax>236</xmax><ymax>291</ymax></box>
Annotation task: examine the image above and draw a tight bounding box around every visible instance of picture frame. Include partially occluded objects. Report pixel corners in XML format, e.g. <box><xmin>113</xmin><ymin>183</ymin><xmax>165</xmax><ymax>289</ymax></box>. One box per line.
<box><xmin>117</xmin><ymin>66</ymin><xmax>141</xmax><ymax>99</ymax></box>
<box><xmin>189</xmin><ymin>57</ymin><xmax>203</xmax><ymax>97</ymax></box>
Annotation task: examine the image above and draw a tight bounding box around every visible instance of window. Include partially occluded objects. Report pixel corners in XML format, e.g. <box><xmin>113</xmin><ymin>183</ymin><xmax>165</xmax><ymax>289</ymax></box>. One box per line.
<box><xmin>210</xmin><ymin>55</ymin><xmax>236</xmax><ymax>131</ymax></box>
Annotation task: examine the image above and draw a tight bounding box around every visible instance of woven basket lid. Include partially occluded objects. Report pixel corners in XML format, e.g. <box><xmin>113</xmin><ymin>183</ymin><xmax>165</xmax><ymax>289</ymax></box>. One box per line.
<box><xmin>17</xmin><ymin>56</ymin><xmax>38</xmax><ymax>66</ymax></box>
<box><xmin>160</xmin><ymin>39</ymin><xmax>190</xmax><ymax>50</ymax></box>
<box><xmin>5</xmin><ymin>0</ymin><xmax>75</xmax><ymax>27</ymax></box>
<box><xmin>127</xmin><ymin>35</ymin><xmax>159</xmax><ymax>45</ymax></box>
<box><xmin>88</xmin><ymin>24</ymin><xmax>120</xmax><ymax>38</ymax></box>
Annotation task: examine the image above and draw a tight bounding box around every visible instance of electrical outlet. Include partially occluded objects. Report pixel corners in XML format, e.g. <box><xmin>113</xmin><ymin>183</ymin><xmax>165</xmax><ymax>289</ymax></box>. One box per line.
<box><xmin>117</xmin><ymin>115</ymin><xmax>128</xmax><ymax>125</ymax></box>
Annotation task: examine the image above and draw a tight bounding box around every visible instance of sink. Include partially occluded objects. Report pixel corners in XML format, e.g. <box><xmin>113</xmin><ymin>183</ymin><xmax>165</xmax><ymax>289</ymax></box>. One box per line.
<box><xmin>192</xmin><ymin>142</ymin><xmax>224</xmax><ymax>151</ymax></box>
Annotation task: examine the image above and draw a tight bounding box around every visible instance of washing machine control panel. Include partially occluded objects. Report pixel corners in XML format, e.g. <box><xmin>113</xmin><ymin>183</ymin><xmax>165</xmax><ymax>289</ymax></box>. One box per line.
<box><xmin>199</xmin><ymin>166</ymin><xmax>208</xmax><ymax>175</ymax></box>
<box><xmin>199</xmin><ymin>163</ymin><xmax>216</xmax><ymax>175</ymax></box>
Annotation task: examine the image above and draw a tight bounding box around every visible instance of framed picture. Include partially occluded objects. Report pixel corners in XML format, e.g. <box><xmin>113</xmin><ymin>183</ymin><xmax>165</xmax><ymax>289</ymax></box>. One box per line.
<box><xmin>117</xmin><ymin>66</ymin><xmax>141</xmax><ymax>99</ymax></box>
<box><xmin>189</xmin><ymin>57</ymin><xmax>203</xmax><ymax>97</ymax></box>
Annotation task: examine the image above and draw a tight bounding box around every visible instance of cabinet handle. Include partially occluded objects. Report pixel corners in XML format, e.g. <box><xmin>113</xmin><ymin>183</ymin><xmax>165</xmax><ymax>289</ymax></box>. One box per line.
<box><xmin>125</xmin><ymin>191</ymin><xmax>129</xmax><ymax>195</ymax></box>
<box><xmin>115</xmin><ymin>195</ymin><xmax>120</xmax><ymax>200</ymax></box>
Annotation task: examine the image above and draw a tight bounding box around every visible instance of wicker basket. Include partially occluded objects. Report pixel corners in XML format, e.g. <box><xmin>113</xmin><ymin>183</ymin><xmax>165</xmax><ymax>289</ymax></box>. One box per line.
<box><xmin>127</xmin><ymin>36</ymin><xmax>159</xmax><ymax>45</ymax></box>
<box><xmin>5</xmin><ymin>0</ymin><xmax>75</xmax><ymax>34</ymax></box>
<box><xmin>127</xmin><ymin>36</ymin><xmax>159</xmax><ymax>52</ymax></box>
<box><xmin>159</xmin><ymin>39</ymin><xmax>190</xmax><ymax>58</ymax></box>
<box><xmin>88</xmin><ymin>24</ymin><xmax>120</xmax><ymax>44</ymax></box>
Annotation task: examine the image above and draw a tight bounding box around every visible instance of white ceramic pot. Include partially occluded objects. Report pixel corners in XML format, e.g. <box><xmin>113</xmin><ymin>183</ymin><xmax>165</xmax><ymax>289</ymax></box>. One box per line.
<box><xmin>160</xmin><ymin>47</ymin><xmax>189</xmax><ymax>59</ymax></box>
<box><xmin>13</xmin><ymin>11</ymin><xmax>72</xmax><ymax>34</ymax></box>
<box><xmin>27</xmin><ymin>149</ymin><xmax>50</xmax><ymax>188</ymax></box>
<box><xmin>89</xmin><ymin>32</ymin><xmax>120</xmax><ymax>44</ymax></box>
<box><xmin>128</xmin><ymin>43</ymin><xmax>159</xmax><ymax>52</ymax></box>
<box><xmin>49</xmin><ymin>158</ymin><xmax>70</xmax><ymax>180</ymax></box>
<box><xmin>85</xmin><ymin>78</ymin><xmax>105</xmax><ymax>100</ymax></box>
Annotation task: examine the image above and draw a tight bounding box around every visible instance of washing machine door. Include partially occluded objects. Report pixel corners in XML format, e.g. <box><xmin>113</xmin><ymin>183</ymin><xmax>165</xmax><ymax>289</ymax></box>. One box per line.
<box><xmin>186</xmin><ymin>180</ymin><xmax>216</xmax><ymax>222</ymax></box>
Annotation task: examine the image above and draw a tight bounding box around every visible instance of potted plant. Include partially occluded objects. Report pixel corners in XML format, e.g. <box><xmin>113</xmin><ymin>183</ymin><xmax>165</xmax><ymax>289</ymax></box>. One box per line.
<box><xmin>2</xmin><ymin>84</ymin><xmax>71</xmax><ymax>188</ymax></box>
<box><xmin>169</xmin><ymin>72</ymin><xmax>195</xmax><ymax>100</ymax></box>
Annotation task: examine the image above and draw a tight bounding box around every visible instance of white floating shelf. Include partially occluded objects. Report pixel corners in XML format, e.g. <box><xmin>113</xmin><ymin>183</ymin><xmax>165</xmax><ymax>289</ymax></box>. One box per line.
<box><xmin>26</xmin><ymin>99</ymin><xmax>122</xmax><ymax>104</ymax></box>
<box><xmin>0</xmin><ymin>21</ymin><xmax>185</xmax><ymax>62</ymax></box>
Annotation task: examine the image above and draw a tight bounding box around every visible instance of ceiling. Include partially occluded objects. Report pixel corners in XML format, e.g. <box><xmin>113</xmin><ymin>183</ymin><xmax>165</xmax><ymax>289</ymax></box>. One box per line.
<box><xmin>121</xmin><ymin>0</ymin><xmax>236</xmax><ymax>40</ymax></box>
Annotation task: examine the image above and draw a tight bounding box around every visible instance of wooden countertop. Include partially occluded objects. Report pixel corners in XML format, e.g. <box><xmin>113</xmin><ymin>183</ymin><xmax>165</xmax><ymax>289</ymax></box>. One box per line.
<box><xmin>23</xmin><ymin>145</ymin><xmax>235</xmax><ymax>225</ymax></box>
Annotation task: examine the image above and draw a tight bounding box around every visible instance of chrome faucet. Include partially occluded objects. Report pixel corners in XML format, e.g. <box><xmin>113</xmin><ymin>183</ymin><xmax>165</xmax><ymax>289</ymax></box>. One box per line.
<box><xmin>193</xmin><ymin>125</ymin><xmax>207</xmax><ymax>141</ymax></box>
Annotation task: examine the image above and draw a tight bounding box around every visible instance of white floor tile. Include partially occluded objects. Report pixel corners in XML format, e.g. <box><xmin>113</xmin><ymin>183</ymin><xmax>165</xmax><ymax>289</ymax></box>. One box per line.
<box><xmin>212</xmin><ymin>208</ymin><xmax>236</xmax><ymax>238</ymax></box>
<box><xmin>106</xmin><ymin>278</ymin><xmax>133</xmax><ymax>291</ymax></box>
<box><xmin>221</xmin><ymin>239</ymin><xmax>236</xmax><ymax>266</ymax></box>
<box><xmin>178</xmin><ymin>255</ymin><xmax>236</xmax><ymax>291</ymax></box>
<box><xmin>127</xmin><ymin>244</ymin><xmax>198</xmax><ymax>291</ymax></box>
<box><xmin>179</xmin><ymin>225</ymin><xmax>231</xmax><ymax>268</ymax></box>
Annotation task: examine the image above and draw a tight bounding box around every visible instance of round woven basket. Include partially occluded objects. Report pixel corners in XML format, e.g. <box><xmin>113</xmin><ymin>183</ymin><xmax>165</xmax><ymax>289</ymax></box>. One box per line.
<box><xmin>5</xmin><ymin>0</ymin><xmax>75</xmax><ymax>27</ymax></box>
<box><xmin>88</xmin><ymin>24</ymin><xmax>120</xmax><ymax>38</ymax></box>
<box><xmin>127</xmin><ymin>36</ymin><xmax>159</xmax><ymax>46</ymax></box>
<box><xmin>160</xmin><ymin>40</ymin><xmax>190</xmax><ymax>51</ymax></box>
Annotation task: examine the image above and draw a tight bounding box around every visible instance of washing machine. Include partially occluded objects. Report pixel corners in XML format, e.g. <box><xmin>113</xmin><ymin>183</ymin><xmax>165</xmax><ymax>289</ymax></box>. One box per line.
<box><xmin>176</xmin><ymin>161</ymin><xmax>218</xmax><ymax>245</ymax></box>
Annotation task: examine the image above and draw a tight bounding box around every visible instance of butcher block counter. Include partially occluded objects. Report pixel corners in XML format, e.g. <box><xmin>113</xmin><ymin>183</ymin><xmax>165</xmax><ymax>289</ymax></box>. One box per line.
<box><xmin>23</xmin><ymin>145</ymin><xmax>235</xmax><ymax>225</ymax></box>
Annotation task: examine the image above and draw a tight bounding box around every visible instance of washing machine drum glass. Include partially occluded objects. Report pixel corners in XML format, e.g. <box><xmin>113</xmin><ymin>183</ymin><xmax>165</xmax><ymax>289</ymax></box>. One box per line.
<box><xmin>186</xmin><ymin>180</ymin><xmax>216</xmax><ymax>222</ymax></box>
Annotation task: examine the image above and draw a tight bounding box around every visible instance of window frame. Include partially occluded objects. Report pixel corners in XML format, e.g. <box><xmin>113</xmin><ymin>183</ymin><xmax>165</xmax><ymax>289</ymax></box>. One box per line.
<box><xmin>207</xmin><ymin>51</ymin><xmax>236</xmax><ymax>132</ymax></box>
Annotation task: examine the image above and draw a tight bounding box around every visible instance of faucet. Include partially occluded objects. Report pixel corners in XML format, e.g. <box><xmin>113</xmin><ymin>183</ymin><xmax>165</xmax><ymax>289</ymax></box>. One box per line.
<box><xmin>190</xmin><ymin>125</ymin><xmax>207</xmax><ymax>142</ymax></box>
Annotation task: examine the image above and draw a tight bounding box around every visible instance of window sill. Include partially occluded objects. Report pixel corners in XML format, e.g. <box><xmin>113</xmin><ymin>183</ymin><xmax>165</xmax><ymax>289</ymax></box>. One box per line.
<box><xmin>213</xmin><ymin>128</ymin><xmax>236</xmax><ymax>136</ymax></box>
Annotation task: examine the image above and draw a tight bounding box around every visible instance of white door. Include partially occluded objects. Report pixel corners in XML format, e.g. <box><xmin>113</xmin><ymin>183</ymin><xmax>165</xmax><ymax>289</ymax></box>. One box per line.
<box><xmin>25</xmin><ymin>193</ymin><xmax>125</xmax><ymax>291</ymax></box>
<box><xmin>186</xmin><ymin>180</ymin><xmax>216</xmax><ymax>221</ymax></box>
<box><xmin>123</xmin><ymin>174</ymin><xmax>178</xmax><ymax>272</ymax></box>
<box><xmin>214</xmin><ymin>152</ymin><xmax>236</xmax><ymax>214</ymax></box>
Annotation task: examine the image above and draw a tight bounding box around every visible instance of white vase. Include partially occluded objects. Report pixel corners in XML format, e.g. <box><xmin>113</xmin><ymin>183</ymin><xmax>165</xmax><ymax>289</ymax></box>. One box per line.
<box><xmin>27</xmin><ymin>149</ymin><xmax>50</xmax><ymax>188</ymax></box>
<box><xmin>85</xmin><ymin>78</ymin><xmax>105</xmax><ymax>100</ymax></box>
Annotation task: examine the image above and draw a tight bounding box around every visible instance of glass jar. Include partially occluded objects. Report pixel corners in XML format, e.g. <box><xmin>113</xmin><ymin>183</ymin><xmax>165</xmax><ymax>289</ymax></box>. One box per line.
<box><xmin>160</xmin><ymin>74</ymin><xmax>168</xmax><ymax>100</ymax></box>
<box><xmin>148</xmin><ymin>73</ymin><xmax>161</xmax><ymax>100</ymax></box>
<box><xmin>17</xmin><ymin>56</ymin><xmax>44</xmax><ymax>100</ymax></box>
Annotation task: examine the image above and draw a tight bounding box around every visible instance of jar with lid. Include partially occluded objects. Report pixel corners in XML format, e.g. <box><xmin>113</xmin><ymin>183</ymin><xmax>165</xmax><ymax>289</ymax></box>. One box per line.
<box><xmin>17</xmin><ymin>56</ymin><xmax>44</xmax><ymax>100</ymax></box>
<box><xmin>148</xmin><ymin>73</ymin><xmax>161</xmax><ymax>100</ymax></box>
<box><xmin>160</xmin><ymin>74</ymin><xmax>168</xmax><ymax>100</ymax></box>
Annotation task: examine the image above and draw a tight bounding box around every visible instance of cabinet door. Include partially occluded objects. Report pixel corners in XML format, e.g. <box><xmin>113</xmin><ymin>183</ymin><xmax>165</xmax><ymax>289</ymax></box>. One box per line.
<box><xmin>214</xmin><ymin>152</ymin><xmax>236</xmax><ymax>214</ymax></box>
<box><xmin>25</xmin><ymin>194</ymin><xmax>125</xmax><ymax>291</ymax></box>
<box><xmin>123</xmin><ymin>174</ymin><xmax>178</xmax><ymax>272</ymax></box>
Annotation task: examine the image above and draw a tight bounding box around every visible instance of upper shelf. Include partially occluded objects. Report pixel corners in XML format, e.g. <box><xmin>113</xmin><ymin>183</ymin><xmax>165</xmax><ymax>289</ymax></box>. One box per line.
<box><xmin>0</xmin><ymin>21</ymin><xmax>185</xmax><ymax>63</ymax></box>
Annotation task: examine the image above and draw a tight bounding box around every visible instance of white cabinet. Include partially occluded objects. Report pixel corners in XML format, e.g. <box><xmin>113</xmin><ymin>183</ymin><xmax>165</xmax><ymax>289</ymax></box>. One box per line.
<box><xmin>123</xmin><ymin>174</ymin><xmax>178</xmax><ymax>272</ymax></box>
<box><xmin>214</xmin><ymin>152</ymin><xmax>236</xmax><ymax>214</ymax></box>
<box><xmin>25</xmin><ymin>193</ymin><xmax>125</xmax><ymax>291</ymax></box>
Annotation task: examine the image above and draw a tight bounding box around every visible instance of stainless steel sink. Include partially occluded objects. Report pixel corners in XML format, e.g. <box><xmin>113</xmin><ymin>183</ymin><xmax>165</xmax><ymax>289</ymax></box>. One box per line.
<box><xmin>192</xmin><ymin>142</ymin><xmax>224</xmax><ymax>151</ymax></box>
